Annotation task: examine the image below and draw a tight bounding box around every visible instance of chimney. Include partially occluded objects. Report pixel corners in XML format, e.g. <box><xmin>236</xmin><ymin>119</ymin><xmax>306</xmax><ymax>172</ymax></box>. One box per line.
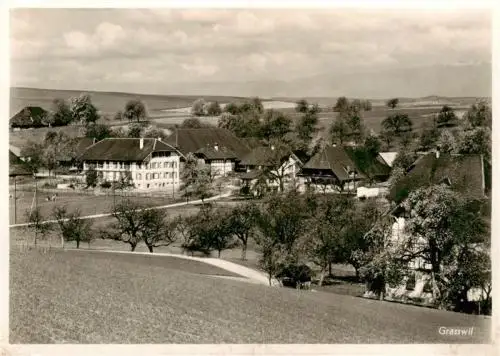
<box><xmin>271</xmin><ymin>145</ymin><xmax>275</xmax><ymax>151</ymax></box>
<box><xmin>139</xmin><ymin>138</ymin><xmax>144</xmax><ymax>150</ymax></box>
<box><xmin>158</xmin><ymin>137</ymin><xmax>162</xmax><ymax>142</ymax></box>
<box><xmin>214</xmin><ymin>143</ymin><xmax>219</xmax><ymax>151</ymax></box>
<box><xmin>93</xmin><ymin>138</ymin><xmax>96</xmax><ymax>144</ymax></box>
<box><xmin>435</xmin><ymin>147</ymin><xmax>440</xmax><ymax>159</ymax></box>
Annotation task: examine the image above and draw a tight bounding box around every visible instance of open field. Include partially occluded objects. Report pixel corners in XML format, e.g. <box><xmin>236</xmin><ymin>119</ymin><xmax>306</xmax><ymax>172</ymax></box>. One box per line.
<box><xmin>10</xmin><ymin>248</ymin><xmax>490</xmax><ymax>343</ymax></box>
<box><xmin>10</xmin><ymin>87</ymin><xmax>248</xmax><ymax>117</ymax></box>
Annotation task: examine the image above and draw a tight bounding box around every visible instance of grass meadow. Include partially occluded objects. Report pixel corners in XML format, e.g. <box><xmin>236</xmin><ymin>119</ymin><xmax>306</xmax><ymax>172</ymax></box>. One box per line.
<box><xmin>10</xmin><ymin>248</ymin><xmax>490</xmax><ymax>343</ymax></box>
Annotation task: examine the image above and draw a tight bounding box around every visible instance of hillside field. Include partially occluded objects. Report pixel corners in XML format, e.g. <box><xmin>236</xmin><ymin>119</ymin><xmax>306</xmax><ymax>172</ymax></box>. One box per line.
<box><xmin>10</xmin><ymin>248</ymin><xmax>491</xmax><ymax>343</ymax></box>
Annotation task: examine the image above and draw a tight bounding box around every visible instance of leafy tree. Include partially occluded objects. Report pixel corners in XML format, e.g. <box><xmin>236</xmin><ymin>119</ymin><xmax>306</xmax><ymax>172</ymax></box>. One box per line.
<box><xmin>464</xmin><ymin>101</ymin><xmax>491</xmax><ymax>128</ymax></box>
<box><xmin>362</xmin><ymin>100</ymin><xmax>372</xmax><ymax>111</ymax></box>
<box><xmin>85</xmin><ymin>166</ymin><xmax>98</xmax><ymax>188</ymax></box>
<box><xmin>53</xmin><ymin>206</ymin><xmax>93</xmax><ymax>248</ymax></box>
<box><xmin>249</xmin><ymin>97</ymin><xmax>264</xmax><ymax>114</ymax></box>
<box><xmin>180</xmin><ymin>153</ymin><xmax>213</xmax><ymax>203</ymax></box>
<box><xmin>364</xmin><ymin>134</ymin><xmax>382</xmax><ymax>155</ymax></box>
<box><xmin>124</xmin><ymin>99</ymin><xmax>147</xmax><ymax>122</ymax></box>
<box><xmin>351</xmin><ymin>99</ymin><xmax>363</xmax><ymax>112</ymax></box>
<box><xmin>296</xmin><ymin>110</ymin><xmax>319</xmax><ymax>148</ymax></box>
<box><xmin>401</xmin><ymin>186</ymin><xmax>489</xmax><ymax>309</ymax></box>
<box><xmin>25</xmin><ymin>207</ymin><xmax>51</xmax><ymax>247</ymax></box>
<box><xmin>49</xmin><ymin>98</ymin><xmax>73</xmax><ymax>126</ymax></box>
<box><xmin>206</xmin><ymin>101</ymin><xmax>222</xmax><ymax>116</ymax></box>
<box><xmin>295</xmin><ymin>99</ymin><xmax>309</xmax><ymax>113</ymax></box>
<box><xmin>127</xmin><ymin>123</ymin><xmax>143</xmax><ymax>138</ymax></box>
<box><xmin>333</xmin><ymin>96</ymin><xmax>349</xmax><ymax>112</ymax></box>
<box><xmin>140</xmin><ymin>209</ymin><xmax>177</xmax><ymax>253</ymax></box>
<box><xmin>233</xmin><ymin>110</ymin><xmax>262</xmax><ymax>138</ymax></box>
<box><xmin>386</xmin><ymin>98</ymin><xmax>399</xmax><ymax>109</ymax></box>
<box><xmin>196</xmin><ymin>205</ymin><xmax>236</xmax><ymax>258</ymax></box>
<box><xmin>260</xmin><ymin>110</ymin><xmax>292</xmax><ymax>141</ymax></box>
<box><xmin>381</xmin><ymin>113</ymin><xmax>413</xmax><ymax>137</ymax></box>
<box><xmin>456</xmin><ymin>127</ymin><xmax>491</xmax><ymax>161</ymax></box>
<box><xmin>218</xmin><ymin>112</ymin><xmax>237</xmax><ymax>131</ymax></box>
<box><xmin>392</xmin><ymin>150</ymin><xmax>417</xmax><ymax>170</ymax></box>
<box><xmin>304</xmin><ymin>195</ymin><xmax>354</xmax><ymax>285</ymax></box>
<box><xmin>181</xmin><ymin>117</ymin><xmax>205</xmax><ymax>128</ymax></box>
<box><xmin>330</xmin><ymin>118</ymin><xmax>349</xmax><ymax>145</ymax></box>
<box><xmin>437</xmin><ymin>130</ymin><xmax>458</xmax><ymax>154</ymax></box>
<box><xmin>191</xmin><ymin>98</ymin><xmax>207</xmax><ymax>116</ymax></box>
<box><xmin>21</xmin><ymin>141</ymin><xmax>45</xmax><ymax>174</ymax></box>
<box><xmin>71</xmin><ymin>94</ymin><xmax>99</xmax><ymax>125</ymax></box>
<box><xmin>143</xmin><ymin>128</ymin><xmax>168</xmax><ymax>141</ymax></box>
<box><xmin>418</xmin><ymin>125</ymin><xmax>440</xmax><ymax>151</ymax></box>
<box><xmin>227</xmin><ymin>203</ymin><xmax>260</xmax><ymax>260</ymax></box>
<box><xmin>224</xmin><ymin>102</ymin><xmax>240</xmax><ymax>115</ymax></box>
<box><xmin>262</xmin><ymin>140</ymin><xmax>295</xmax><ymax>192</ymax></box>
<box><xmin>436</xmin><ymin>105</ymin><xmax>458</xmax><ymax>127</ymax></box>
<box><xmin>85</xmin><ymin>123</ymin><xmax>113</xmax><ymax>141</ymax></box>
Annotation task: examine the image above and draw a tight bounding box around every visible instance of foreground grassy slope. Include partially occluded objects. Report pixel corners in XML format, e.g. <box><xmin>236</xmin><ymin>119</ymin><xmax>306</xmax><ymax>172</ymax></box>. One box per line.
<box><xmin>10</xmin><ymin>249</ymin><xmax>490</xmax><ymax>344</ymax></box>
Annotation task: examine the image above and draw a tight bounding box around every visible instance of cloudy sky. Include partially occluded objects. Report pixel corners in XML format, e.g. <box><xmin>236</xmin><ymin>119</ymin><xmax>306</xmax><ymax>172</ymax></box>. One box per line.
<box><xmin>10</xmin><ymin>8</ymin><xmax>492</xmax><ymax>98</ymax></box>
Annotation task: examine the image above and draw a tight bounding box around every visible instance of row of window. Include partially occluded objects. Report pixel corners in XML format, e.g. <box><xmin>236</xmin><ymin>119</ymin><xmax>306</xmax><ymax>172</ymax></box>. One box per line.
<box><xmin>137</xmin><ymin>182</ymin><xmax>177</xmax><ymax>189</ymax></box>
<box><xmin>91</xmin><ymin>161</ymin><xmax>178</xmax><ymax>170</ymax></box>
<box><xmin>136</xmin><ymin>172</ymin><xmax>178</xmax><ymax>180</ymax></box>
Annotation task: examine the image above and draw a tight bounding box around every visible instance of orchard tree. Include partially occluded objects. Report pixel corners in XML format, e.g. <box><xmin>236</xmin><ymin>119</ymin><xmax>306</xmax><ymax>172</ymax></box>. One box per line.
<box><xmin>85</xmin><ymin>166</ymin><xmax>98</xmax><ymax>188</ymax></box>
<box><xmin>227</xmin><ymin>203</ymin><xmax>260</xmax><ymax>260</ymax></box>
<box><xmin>224</xmin><ymin>102</ymin><xmax>240</xmax><ymax>115</ymax></box>
<box><xmin>418</xmin><ymin>125</ymin><xmax>440</xmax><ymax>151</ymax></box>
<box><xmin>456</xmin><ymin>127</ymin><xmax>491</xmax><ymax>161</ymax></box>
<box><xmin>25</xmin><ymin>207</ymin><xmax>51</xmax><ymax>247</ymax></box>
<box><xmin>181</xmin><ymin>117</ymin><xmax>205</xmax><ymax>128</ymax></box>
<box><xmin>386</xmin><ymin>98</ymin><xmax>399</xmax><ymax>109</ymax></box>
<box><xmin>180</xmin><ymin>153</ymin><xmax>213</xmax><ymax>203</ymax></box>
<box><xmin>295</xmin><ymin>99</ymin><xmax>309</xmax><ymax>113</ymax></box>
<box><xmin>464</xmin><ymin>100</ymin><xmax>491</xmax><ymax>128</ymax></box>
<box><xmin>85</xmin><ymin>123</ymin><xmax>113</xmax><ymax>141</ymax></box>
<box><xmin>140</xmin><ymin>209</ymin><xmax>177</xmax><ymax>253</ymax></box>
<box><xmin>330</xmin><ymin>118</ymin><xmax>349</xmax><ymax>145</ymax></box>
<box><xmin>114</xmin><ymin>110</ymin><xmax>123</xmax><ymax>121</ymax></box>
<box><xmin>53</xmin><ymin>206</ymin><xmax>93</xmax><ymax>248</ymax></box>
<box><xmin>143</xmin><ymin>128</ymin><xmax>168</xmax><ymax>141</ymax></box>
<box><xmin>260</xmin><ymin>110</ymin><xmax>292</xmax><ymax>142</ymax></box>
<box><xmin>218</xmin><ymin>112</ymin><xmax>237</xmax><ymax>131</ymax></box>
<box><xmin>71</xmin><ymin>94</ymin><xmax>99</xmax><ymax>125</ymax></box>
<box><xmin>437</xmin><ymin>130</ymin><xmax>458</xmax><ymax>154</ymax></box>
<box><xmin>436</xmin><ymin>105</ymin><xmax>458</xmax><ymax>127</ymax></box>
<box><xmin>127</xmin><ymin>123</ymin><xmax>143</xmax><ymax>138</ymax></box>
<box><xmin>364</xmin><ymin>134</ymin><xmax>382</xmax><ymax>156</ymax></box>
<box><xmin>381</xmin><ymin>113</ymin><xmax>413</xmax><ymax>137</ymax></box>
<box><xmin>191</xmin><ymin>98</ymin><xmax>207</xmax><ymax>116</ymax></box>
<box><xmin>296</xmin><ymin>110</ymin><xmax>319</xmax><ymax>149</ymax></box>
<box><xmin>124</xmin><ymin>99</ymin><xmax>147</xmax><ymax>122</ymax></box>
<box><xmin>249</xmin><ymin>97</ymin><xmax>264</xmax><ymax>114</ymax></box>
<box><xmin>206</xmin><ymin>101</ymin><xmax>222</xmax><ymax>116</ymax></box>
<box><xmin>333</xmin><ymin>96</ymin><xmax>350</xmax><ymax>112</ymax></box>
<box><xmin>49</xmin><ymin>98</ymin><xmax>73</xmax><ymax>126</ymax></box>
<box><xmin>21</xmin><ymin>141</ymin><xmax>45</xmax><ymax>174</ymax></box>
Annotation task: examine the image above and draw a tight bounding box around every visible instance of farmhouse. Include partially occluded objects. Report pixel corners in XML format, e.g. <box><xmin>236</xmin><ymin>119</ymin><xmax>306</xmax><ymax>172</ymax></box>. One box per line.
<box><xmin>9</xmin><ymin>150</ymin><xmax>31</xmax><ymax>177</ymax></box>
<box><xmin>166</xmin><ymin>128</ymin><xmax>251</xmax><ymax>176</ymax></box>
<box><xmin>57</xmin><ymin>137</ymin><xmax>96</xmax><ymax>171</ymax></box>
<box><xmin>238</xmin><ymin>145</ymin><xmax>304</xmax><ymax>193</ymax></box>
<box><xmin>80</xmin><ymin>138</ymin><xmax>184</xmax><ymax>190</ymax></box>
<box><xmin>298</xmin><ymin>145</ymin><xmax>391</xmax><ymax>193</ymax></box>
<box><xmin>384</xmin><ymin>151</ymin><xmax>490</xmax><ymax>304</ymax></box>
<box><xmin>9</xmin><ymin>106</ymin><xmax>49</xmax><ymax>130</ymax></box>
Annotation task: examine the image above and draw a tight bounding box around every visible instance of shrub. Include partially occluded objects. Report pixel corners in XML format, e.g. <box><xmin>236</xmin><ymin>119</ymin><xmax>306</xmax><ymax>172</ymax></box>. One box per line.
<box><xmin>100</xmin><ymin>181</ymin><xmax>112</xmax><ymax>189</ymax></box>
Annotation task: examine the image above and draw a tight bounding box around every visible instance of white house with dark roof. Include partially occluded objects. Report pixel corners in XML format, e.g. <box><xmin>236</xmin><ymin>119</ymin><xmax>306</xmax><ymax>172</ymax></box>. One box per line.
<box><xmin>80</xmin><ymin>137</ymin><xmax>184</xmax><ymax>190</ymax></box>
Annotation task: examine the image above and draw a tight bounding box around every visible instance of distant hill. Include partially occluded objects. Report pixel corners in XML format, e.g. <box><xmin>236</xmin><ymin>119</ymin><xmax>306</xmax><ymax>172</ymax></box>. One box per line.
<box><xmin>9</xmin><ymin>87</ymin><xmax>249</xmax><ymax>117</ymax></box>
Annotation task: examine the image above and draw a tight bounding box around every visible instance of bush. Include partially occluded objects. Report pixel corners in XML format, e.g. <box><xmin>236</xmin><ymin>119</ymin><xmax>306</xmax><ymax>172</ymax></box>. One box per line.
<box><xmin>100</xmin><ymin>181</ymin><xmax>112</xmax><ymax>189</ymax></box>
<box><xmin>276</xmin><ymin>263</ymin><xmax>313</xmax><ymax>288</ymax></box>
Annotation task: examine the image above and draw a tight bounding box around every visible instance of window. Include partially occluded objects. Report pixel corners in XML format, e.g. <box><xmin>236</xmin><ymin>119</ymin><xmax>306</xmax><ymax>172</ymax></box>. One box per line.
<box><xmin>147</xmin><ymin>184</ymin><xmax>150</xmax><ymax>188</ymax></box>
<box><xmin>152</xmin><ymin>162</ymin><xmax>157</xmax><ymax>169</ymax></box>
<box><xmin>154</xmin><ymin>173</ymin><xmax>159</xmax><ymax>179</ymax></box>
<box><xmin>146</xmin><ymin>173</ymin><xmax>150</xmax><ymax>180</ymax></box>
<box><xmin>405</xmin><ymin>274</ymin><xmax>416</xmax><ymax>291</ymax></box>
<box><xmin>162</xmin><ymin>183</ymin><xmax>165</xmax><ymax>187</ymax></box>
<box><xmin>163</xmin><ymin>172</ymin><xmax>167</xmax><ymax>178</ymax></box>
<box><xmin>124</xmin><ymin>163</ymin><xmax>130</xmax><ymax>169</ymax></box>
<box><xmin>173</xmin><ymin>162</ymin><xmax>177</xmax><ymax>168</ymax></box>
<box><xmin>136</xmin><ymin>173</ymin><xmax>142</xmax><ymax>180</ymax></box>
<box><xmin>163</xmin><ymin>162</ymin><xmax>167</xmax><ymax>168</ymax></box>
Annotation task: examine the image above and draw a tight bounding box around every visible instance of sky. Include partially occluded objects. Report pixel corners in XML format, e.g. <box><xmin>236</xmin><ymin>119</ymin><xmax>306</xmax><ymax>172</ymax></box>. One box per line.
<box><xmin>10</xmin><ymin>8</ymin><xmax>492</xmax><ymax>98</ymax></box>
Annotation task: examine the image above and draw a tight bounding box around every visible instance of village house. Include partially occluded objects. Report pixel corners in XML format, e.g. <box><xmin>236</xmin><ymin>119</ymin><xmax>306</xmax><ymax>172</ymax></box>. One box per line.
<box><xmin>238</xmin><ymin>145</ymin><xmax>304</xmax><ymax>193</ymax></box>
<box><xmin>165</xmin><ymin>128</ymin><xmax>251</xmax><ymax>176</ymax></box>
<box><xmin>384</xmin><ymin>150</ymin><xmax>490</xmax><ymax>305</ymax></box>
<box><xmin>298</xmin><ymin>145</ymin><xmax>391</xmax><ymax>194</ymax></box>
<box><xmin>9</xmin><ymin>106</ymin><xmax>49</xmax><ymax>130</ymax></box>
<box><xmin>80</xmin><ymin>137</ymin><xmax>184</xmax><ymax>190</ymax></box>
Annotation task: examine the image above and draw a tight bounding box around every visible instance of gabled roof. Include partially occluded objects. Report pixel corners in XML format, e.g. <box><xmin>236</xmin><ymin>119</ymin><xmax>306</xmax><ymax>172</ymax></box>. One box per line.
<box><xmin>165</xmin><ymin>128</ymin><xmax>251</xmax><ymax>160</ymax></box>
<box><xmin>389</xmin><ymin>153</ymin><xmax>486</xmax><ymax>203</ymax></box>
<box><xmin>239</xmin><ymin>146</ymin><xmax>300</xmax><ymax>167</ymax></box>
<box><xmin>9</xmin><ymin>150</ymin><xmax>31</xmax><ymax>176</ymax></box>
<box><xmin>378</xmin><ymin>152</ymin><xmax>398</xmax><ymax>167</ymax></box>
<box><xmin>10</xmin><ymin>106</ymin><xmax>48</xmax><ymax>128</ymax></box>
<box><xmin>301</xmin><ymin>145</ymin><xmax>366</xmax><ymax>181</ymax></box>
<box><xmin>195</xmin><ymin>146</ymin><xmax>238</xmax><ymax>160</ymax></box>
<box><xmin>80</xmin><ymin>138</ymin><xmax>179</xmax><ymax>162</ymax></box>
<box><xmin>344</xmin><ymin>147</ymin><xmax>392</xmax><ymax>179</ymax></box>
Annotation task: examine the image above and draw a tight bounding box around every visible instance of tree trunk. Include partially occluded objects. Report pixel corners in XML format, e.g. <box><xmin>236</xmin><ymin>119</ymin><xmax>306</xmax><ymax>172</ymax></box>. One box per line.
<box><xmin>147</xmin><ymin>245</ymin><xmax>153</xmax><ymax>253</ymax></box>
<box><xmin>318</xmin><ymin>267</ymin><xmax>326</xmax><ymax>287</ymax></box>
<box><xmin>76</xmin><ymin>240</ymin><xmax>80</xmax><ymax>249</ymax></box>
<box><xmin>241</xmin><ymin>243</ymin><xmax>247</xmax><ymax>261</ymax></box>
<box><xmin>355</xmin><ymin>267</ymin><xmax>360</xmax><ymax>281</ymax></box>
<box><xmin>328</xmin><ymin>262</ymin><xmax>332</xmax><ymax>276</ymax></box>
<box><xmin>131</xmin><ymin>244</ymin><xmax>137</xmax><ymax>252</ymax></box>
<box><xmin>218</xmin><ymin>249</ymin><xmax>221</xmax><ymax>258</ymax></box>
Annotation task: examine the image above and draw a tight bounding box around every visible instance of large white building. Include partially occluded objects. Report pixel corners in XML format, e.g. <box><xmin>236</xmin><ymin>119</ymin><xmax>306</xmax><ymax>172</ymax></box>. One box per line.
<box><xmin>80</xmin><ymin>138</ymin><xmax>184</xmax><ymax>190</ymax></box>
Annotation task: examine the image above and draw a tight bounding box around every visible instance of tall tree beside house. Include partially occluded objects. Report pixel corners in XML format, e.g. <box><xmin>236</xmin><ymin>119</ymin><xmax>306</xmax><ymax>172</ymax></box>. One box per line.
<box><xmin>224</xmin><ymin>102</ymin><xmax>240</xmax><ymax>115</ymax></box>
<box><xmin>85</xmin><ymin>123</ymin><xmax>113</xmax><ymax>141</ymax></box>
<box><xmin>143</xmin><ymin>128</ymin><xmax>168</xmax><ymax>141</ymax></box>
<box><xmin>418</xmin><ymin>124</ymin><xmax>440</xmax><ymax>151</ymax></box>
<box><xmin>70</xmin><ymin>94</ymin><xmax>99</xmax><ymax>125</ymax></box>
<box><xmin>437</xmin><ymin>129</ymin><xmax>458</xmax><ymax>154</ymax></box>
<box><xmin>296</xmin><ymin>104</ymin><xmax>320</xmax><ymax>148</ymax></box>
<box><xmin>381</xmin><ymin>113</ymin><xmax>413</xmax><ymax>138</ymax></box>
<box><xmin>262</xmin><ymin>140</ymin><xmax>296</xmax><ymax>193</ymax></box>
<box><xmin>21</xmin><ymin>141</ymin><xmax>46</xmax><ymax>175</ymax></box>
<box><xmin>456</xmin><ymin>126</ymin><xmax>491</xmax><ymax>162</ymax></box>
<box><xmin>181</xmin><ymin>117</ymin><xmax>206</xmax><ymax>128</ymax></box>
<box><xmin>233</xmin><ymin>110</ymin><xmax>262</xmax><ymax>138</ymax></box>
<box><xmin>330</xmin><ymin>117</ymin><xmax>349</xmax><ymax>145</ymax></box>
<box><xmin>330</xmin><ymin>104</ymin><xmax>364</xmax><ymax>145</ymax></box>
<box><xmin>180</xmin><ymin>153</ymin><xmax>214</xmax><ymax>203</ymax></box>
<box><xmin>127</xmin><ymin>123</ymin><xmax>144</xmax><ymax>138</ymax></box>
<box><xmin>53</xmin><ymin>206</ymin><xmax>94</xmax><ymax>249</ymax></box>
<box><xmin>218</xmin><ymin>112</ymin><xmax>238</xmax><ymax>131</ymax></box>
<box><xmin>401</xmin><ymin>185</ymin><xmax>489</xmax><ymax>310</ymax></box>
<box><xmin>124</xmin><ymin>99</ymin><xmax>147</xmax><ymax>122</ymax></box>
<box><xmin>85</xmin><ymin>166</ymin><xmax>98</xmax><ymax>188</ymax></box>
<box><xmin>250</xmin><ymin>97</ymin><xmax>264</xmax><ymax>114</ymax></box>
<box><xmin>49</xmin><ymin>98</ymin><xmax>73</xmax><ymax>126</ymax></box>
<box><xmin>295</xmin><ymin>99</ymin><xmax>309</xmax><ymax>113</ymax></box>
<box><xmin>364</xmin><ymin>134</ymin><xmax>382</xmax><ymax>156</ymax></box>
<box><xmin>227</xmin><ymin>203</ymin><xmax>261</xmax><ymax>260</ymax></box>
<box><xmin>386</xmin><ymin>98</ymin><xmax>399</xmax><ymax>109</ymax></box>
<box><xmin>191</xmin><ymin>98</ymin><xmax>207</xmax><ymax>116</ymax></box>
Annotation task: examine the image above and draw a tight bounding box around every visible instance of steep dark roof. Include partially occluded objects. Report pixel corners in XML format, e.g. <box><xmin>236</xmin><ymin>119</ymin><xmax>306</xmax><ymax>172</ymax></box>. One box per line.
<box><xmin>301</xmin><ymin>146</ymin><xmax>367</xmax><ymax>181</ymax></box>
<box><xmin>195</xmin><ymin>146</ymin><xmax>238</xmax><ymax>160</ymax></box>
<box><xmin>389</xmin><ymin>153</ymin><xmax>486</xmax><ymax>203</ymax></box>
<box><xmin>9</xmin><ymin>150</ymin><xmax>31</xmax><ymax>176</ymax></box>
<box><xmin>10</xmin><ymin>106</ymin><xmax>48</xmax><ymax>128</ymax></box>
<box><xmin>165</xmin><ymin>128</ymin><xmax>251</xmax><ymax>160</ymax></box>
<box><xmin>80</xmin><ymin>138</ymin><xmax>179</xmax><ymax>162</ymax></box>
<box><xmin>344</xmin><ymin>147</ymin><xmax>391</xmax><ymax>180</ymax></box>
<box><xmin>239</xmin><ymin>146</ymin><xmax>275</xmax><ymax>166</ymax></box>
